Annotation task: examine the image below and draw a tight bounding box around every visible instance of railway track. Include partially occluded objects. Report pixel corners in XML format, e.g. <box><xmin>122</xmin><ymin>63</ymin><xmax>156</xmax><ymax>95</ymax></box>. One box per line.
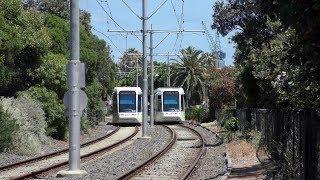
<box><xmin>0</xmin><ymin>126</ymin><xmax>139</xmax><ymax>179</ymax></box>
<box><xmin>118</xmin><ymin>124</ymin><xmax>206</xmax><ymax>180</ymax></box>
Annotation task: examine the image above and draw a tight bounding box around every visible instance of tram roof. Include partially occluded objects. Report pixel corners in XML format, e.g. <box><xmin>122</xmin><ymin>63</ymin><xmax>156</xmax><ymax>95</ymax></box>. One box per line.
<box><xmin>113</xmin><ymin>87</ymin><xmax>142</xmax><ymax>94</ymax></box>
<box><xmin>155</xmin><ymin>87</ymin><xmax>185</xmax><ymax>94</ymax></box>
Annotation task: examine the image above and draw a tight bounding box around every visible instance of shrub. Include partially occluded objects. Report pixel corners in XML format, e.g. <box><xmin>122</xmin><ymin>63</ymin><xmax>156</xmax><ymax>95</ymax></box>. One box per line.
<box><xmin>219</xmin><ymin>105</ymin><xmax>234</xmax><ymax>126</ymax></box>
<box><xmin>0</xmin><ymin>105</ymin><xmax>17</xmax><ymax>152</ymax></box>
<box><xmin>224</xmin><ymin>117</ymin><xmax>239</xmax><ymax>132</ymax></box>
<box><xmin>85</xmin><ymin>78</ymin><xmax>105</xmax><ymax>126</ymax></box>
<box><xmin>0</xmin><ymin>94</ymin><xmax>48</xmax><ymax>155</ymax></box>
<box><xmin>185</xmin><ymin>106</ymin><xmax>210</xmax><ymax>123</ymax></box>
<box><xmin>23</xmin><ymin>86</ymin><xmax>67</xmax><ymax>139</ymax></box>
<box><xmin>81</xmin><ymin>116</ymin><xmax>91</xmax><ymax>134</ymax></box>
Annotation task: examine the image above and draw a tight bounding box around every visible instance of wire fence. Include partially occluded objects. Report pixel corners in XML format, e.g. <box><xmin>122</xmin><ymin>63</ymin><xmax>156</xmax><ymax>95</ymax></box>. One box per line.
<box><xmin>215</xmin><ymin>108</ymin><xmax>320</xmax><ymax>179</ymax></box>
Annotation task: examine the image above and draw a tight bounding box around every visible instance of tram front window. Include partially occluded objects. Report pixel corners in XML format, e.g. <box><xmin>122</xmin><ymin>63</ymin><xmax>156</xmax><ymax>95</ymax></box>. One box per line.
<box><xmin>163</xmin><ymin>91</ymin><xmax>179</xmax><ymax>112</ymax></box>
<box><xmin>119</xmin><ymin>91</ymin><xmax>136</xmax><ymax>113</ymax></box>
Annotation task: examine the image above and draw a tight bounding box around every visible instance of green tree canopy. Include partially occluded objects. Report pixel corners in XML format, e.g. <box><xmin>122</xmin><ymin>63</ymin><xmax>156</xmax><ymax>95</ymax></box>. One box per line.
<box><xmin>213</xmin><ymin>0</ymin><xmax>320</xmax><ymax>108</ymax></box>
<box><xmin>172</xmin><ymin>47</ymin><xmax>206</xmax><ymax>106</ymax></box>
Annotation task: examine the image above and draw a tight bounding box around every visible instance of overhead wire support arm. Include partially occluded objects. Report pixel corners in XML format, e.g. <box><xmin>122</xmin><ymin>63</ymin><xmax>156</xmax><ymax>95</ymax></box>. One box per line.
<box><xmin>107</xmin><ymin>30</ymin><xmax>141</xmax><ymax>33</ymax></box>
<box><xmin>121</xmin><ymin>0</ymin><xmax>141</xmax><ymax>19</ymax></box>
<box><xmin>106</xmin><ymin>30</ymin><xmax>143</xmax><ymax>43</ymax></box>
<box><xmin>148</xmin><ymin>0</ymin><xmax>169</xmax><ymax>19</ymax></box>
<box><xmin>154</xmin><ymin>33</ymin><xmax>171</xmax><ymax>49</ymax></box>
<box><xmin>107</xmin><ymin>29</ymin><xmax>205</xmax><ymax>33</ymax></box>
<box><xmin>150</xmin><ymin>30</ymin><xmax>205</xmax><ymax>33</ymax></box>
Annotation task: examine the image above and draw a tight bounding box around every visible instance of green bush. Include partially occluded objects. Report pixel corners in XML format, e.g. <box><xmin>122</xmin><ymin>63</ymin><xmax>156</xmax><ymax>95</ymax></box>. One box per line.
<box><xmin>23</xmin><ymin>86</ymin><xmax>67</xmax><ymax>139</ymax></box>
<box><xmin>85</xmin><ymin>78</ymin><xmax>105</xmax><ymax>126</ymax></box>
<box><xmin>0</xmin><ymin>105</ymin><xmax>17</xmax><ymax>152</ymax></box>
<box><xmin>219</xmin><ymin>105</ymin><xmax>234</xmax><ymax>126</ymax></box>
<box><xmin>185</xmin><ymin>106</ymin><xmax>210</xmax><ymax>123</ymax></box>
<box><xmin>81</xmin><ymin>116</ymin><xmax>91</xmax><ymax>134</ymax></box>
<box><xmin>224</xmin><ymin>117</ymin><xmax>239</xmax><ymax>132</ymax></box>
<box><xmin>0</xmin><ymin>94</ymin><xmax>49</xmax><ymax>155</ymax></box>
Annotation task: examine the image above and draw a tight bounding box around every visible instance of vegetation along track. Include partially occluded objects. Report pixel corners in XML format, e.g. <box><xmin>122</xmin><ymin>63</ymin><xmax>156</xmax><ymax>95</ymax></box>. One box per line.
<box><xmin>118</xmin><ymin>124</ymin><xmax>206</xmax><ymax>180</ymax></box>
<box><xmin>0</xmin><ymin>126</ymin><xmax>138</xmax><ymax>180</ymax></box>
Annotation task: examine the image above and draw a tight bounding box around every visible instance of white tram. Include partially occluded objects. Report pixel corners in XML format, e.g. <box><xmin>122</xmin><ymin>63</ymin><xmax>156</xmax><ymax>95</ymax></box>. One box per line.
<box><xmin>112</xmin><ymin>87</ymin><xmax>142</xmax><ymax>124</ymax></box>
<box><xmin>154</xmin><ymin>87</ymin><xmax>185</xmax><ymax>122</ymax></box>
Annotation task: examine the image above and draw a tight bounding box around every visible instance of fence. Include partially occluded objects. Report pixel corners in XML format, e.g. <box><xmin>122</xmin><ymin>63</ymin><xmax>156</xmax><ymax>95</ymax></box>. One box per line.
<box><xmin>216</xmin><ymin>108</ymin><xmax>320</xmax><ymax>179</ymax></box>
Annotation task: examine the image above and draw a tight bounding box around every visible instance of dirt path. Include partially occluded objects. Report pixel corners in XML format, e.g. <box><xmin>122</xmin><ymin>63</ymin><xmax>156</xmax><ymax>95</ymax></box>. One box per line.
<box><xmin>201</xmin><ymin>122</ymin><xmax>268</xmax><ymax>179</ymax></box>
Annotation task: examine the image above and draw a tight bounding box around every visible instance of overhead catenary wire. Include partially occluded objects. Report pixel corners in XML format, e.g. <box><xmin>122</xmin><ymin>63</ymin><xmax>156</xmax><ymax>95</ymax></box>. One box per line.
<box><xmin>96</xmin><ymin>0</ymin><xmax>142</xmax><ymax>42</ymax></box>
<box><xmin>95</xmin><ymin>0</ymin><xmax>126</xmax><ymax>31</ymax></box>
<box><xmin>95</xmin><ymin>1</ymin><xmax>206</xmax><ymax>65</ymax></box>
<box><xmin>169</xmin><ymin>0</ymin><xmax>184</xmax><ymax>54</ymax></box>
<box><xmin>170</xmin><ymin>34</ymin><xmax>179</xmax><ymax>54</ymax></box>
<box><xmin>101</xmin><ymin>0</ymin><xmax>112</xmax><ymax>27</ymax></box>
<box><xmin>92</xmin><ymin>27</ymin><xmax>124</xmax><ymax>57</ymax></box>
<box><xmin>170</xmin><ymin>0</ymin><xmax>181</xmax><ymax>28</ymax></box>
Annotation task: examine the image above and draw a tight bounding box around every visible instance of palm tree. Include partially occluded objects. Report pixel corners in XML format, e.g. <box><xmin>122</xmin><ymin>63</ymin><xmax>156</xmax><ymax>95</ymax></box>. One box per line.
<box><xmin>172</xmin><ymin>46</ymin><xmax>207</xmax><ymax>107</ymax></box>
<box><xmin>119</xmin><ymin>48</ymin><xmax>142</xmax><ymax>73</ymax></box>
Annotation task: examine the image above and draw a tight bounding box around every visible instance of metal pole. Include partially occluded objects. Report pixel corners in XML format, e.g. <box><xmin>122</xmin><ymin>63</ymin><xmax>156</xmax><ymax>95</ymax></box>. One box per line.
<box><xmin>136</xmin><ymin>57</ymin><xmax>139</xmax><ymax>87</ymax></box>
<box><xmin>167</xmin><ymin>55</ymin><xmax>170</xmax><ymax>87</ymax></box>
<box><xmin>150</xmin><ymin>25</ymin><xmax>154</xmax><ymax>126</ymax></box>
<box><xmin>142</xmin><ymin>0</ymin><xmax>149</xmax><ymax>137</ymax></box>
<box><xmin>58</xmin><ymin>1</ymin><xmax>87</xmax><ymax>176</ymax></box>
<box><xmin>69</xmin><ymin>0</ymin><xmax>80</xmax><ymax>171</ymax></box>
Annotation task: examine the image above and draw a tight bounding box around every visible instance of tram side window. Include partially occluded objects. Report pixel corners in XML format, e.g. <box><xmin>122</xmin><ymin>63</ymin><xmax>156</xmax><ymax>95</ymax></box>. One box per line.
<box><xmin>181</xmin><ymin>95</ymin><xmax>185</xmax><ymax>111</ymax></box>
<box><xmin>157</xmin><ymin>95</ymin><xmax>162</xmax><ymax>111</ymax></box>
<box><xmin>138</xmin><ymin>95</ymin><xmax>142</xmax><ymax>112</ymax></box>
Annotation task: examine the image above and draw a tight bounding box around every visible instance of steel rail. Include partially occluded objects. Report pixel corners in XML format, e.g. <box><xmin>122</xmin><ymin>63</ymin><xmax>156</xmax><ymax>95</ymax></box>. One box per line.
<box><xmin>179</xmin><ymin>124</ymin><xmax>207</xmax><ymax>180</ymax></box>
<box><xmin>117</xmin><ymin>125</ymin><xmax>176</xmax><ymax>180</ymax></box>
<box><xmin>186</xmin><ymin>121</ymin><xmax>224</xmax><ymax>147</ymax></box>
<box><xmin>11</xmin><ymin>126</ymin><xmax>139</xmax><ymax>180</ymax></box>
<box><xmin>0</xmin><ymin>127</ymin><xmax>120</xmax><ymax>171</ymax></box>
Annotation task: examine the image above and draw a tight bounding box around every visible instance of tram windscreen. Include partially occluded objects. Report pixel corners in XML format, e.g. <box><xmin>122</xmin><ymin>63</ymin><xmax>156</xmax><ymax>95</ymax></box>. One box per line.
<box><xmin>163</xmin><ymin>91</ymin><xmax>179</xmax><ymax>112</ymax></box>
<box><xmin>119</xmin><ymin>91</ymin><xmax>136</xmax><ymax>112</ymax></box>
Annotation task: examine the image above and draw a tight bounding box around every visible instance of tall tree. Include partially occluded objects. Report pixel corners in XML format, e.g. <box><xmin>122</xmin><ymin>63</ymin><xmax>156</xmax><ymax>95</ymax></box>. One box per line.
<box><xmin>212</xmin><ymin>0</ymin><xmax>320</xmax><ymax>108</ymax></box>
<box><xmin>118</xmin><ymin>48</ymin><xmax>142</xmax><ymax>73</ymax></box>
<box><xmin>172</xmin><ymin>47</ymin><xmax>206</xmax><ymax>106</ymax></box>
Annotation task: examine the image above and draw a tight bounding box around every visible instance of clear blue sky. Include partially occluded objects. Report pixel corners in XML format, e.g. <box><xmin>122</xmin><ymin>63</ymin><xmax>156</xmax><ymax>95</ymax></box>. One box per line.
<box><xmin>79</xmin><ymin>0</ymin><xmax>235</xmax><ymax>65</ymax></box>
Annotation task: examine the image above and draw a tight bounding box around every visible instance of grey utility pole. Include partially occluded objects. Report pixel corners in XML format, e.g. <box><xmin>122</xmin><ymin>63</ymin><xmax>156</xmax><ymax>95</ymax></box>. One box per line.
<box><xmin>141</xmin><ymin>0</ymin><xmax>149</xmax><ymax>137</ymax></box>
<box><xmin>167</xmin><ymin>55</ymin><xmax>170</xmax><ymax>87</ymax></box>
<box><xmin>149</xmin><ymin>25</ymin><xmax>154</xmax><ymax>126</ymax></box>
<box><xmin>58</xmin><ymin>0</ymin><xmax>87</xmax><ymax>176</ymax></box>
<box><xmin>136</xmin><ymin>57</ymin><xmax>139</xmax><ymax>87</ymax></box>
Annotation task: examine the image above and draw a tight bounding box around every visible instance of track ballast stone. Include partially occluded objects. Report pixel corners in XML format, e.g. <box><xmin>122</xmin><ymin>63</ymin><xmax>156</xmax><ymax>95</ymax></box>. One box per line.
<box><xmin>57</xmin><ymin>125</ymin><xmax>171</xmax><ymax>180</ymax></box>
<box><xmin>183</xmin><ymin>122</ymin><xmax>222</xmax><ymax>146</ymax></box>
<box><xmin>133</xmin><ymin>125</ymin><xmax>202</xmax><ymax>179</ymax></box>
<box><xmin>184</xmin><ymin>122</ymin><xmax>227</xmax><ymax>179</ymax></box>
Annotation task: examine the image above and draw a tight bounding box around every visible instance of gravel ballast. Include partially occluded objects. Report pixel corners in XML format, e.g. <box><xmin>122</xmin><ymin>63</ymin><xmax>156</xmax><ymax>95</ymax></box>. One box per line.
<box><xmin>0</xmin><ymin>121</ymin><xmax>116</xmax><ymax>167</ymax></box>
<box><xmin>134</xmin><ymin>125</ymin><xmax>202</xmax><ymax>179</ymax></box>
<box><xmin>57</xmin><ymin>125</ymin><xmax>171</xmax><ymax>180</ymax></box>
<box><xmin>184</xmin><ymin>123</ymin><xmax>228</xmax><ymax>179</ymax></box>
<box><xmin>183</xmin><ymin>122</ymin><xmax>222</xmax><ymax>146</ymax></box>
